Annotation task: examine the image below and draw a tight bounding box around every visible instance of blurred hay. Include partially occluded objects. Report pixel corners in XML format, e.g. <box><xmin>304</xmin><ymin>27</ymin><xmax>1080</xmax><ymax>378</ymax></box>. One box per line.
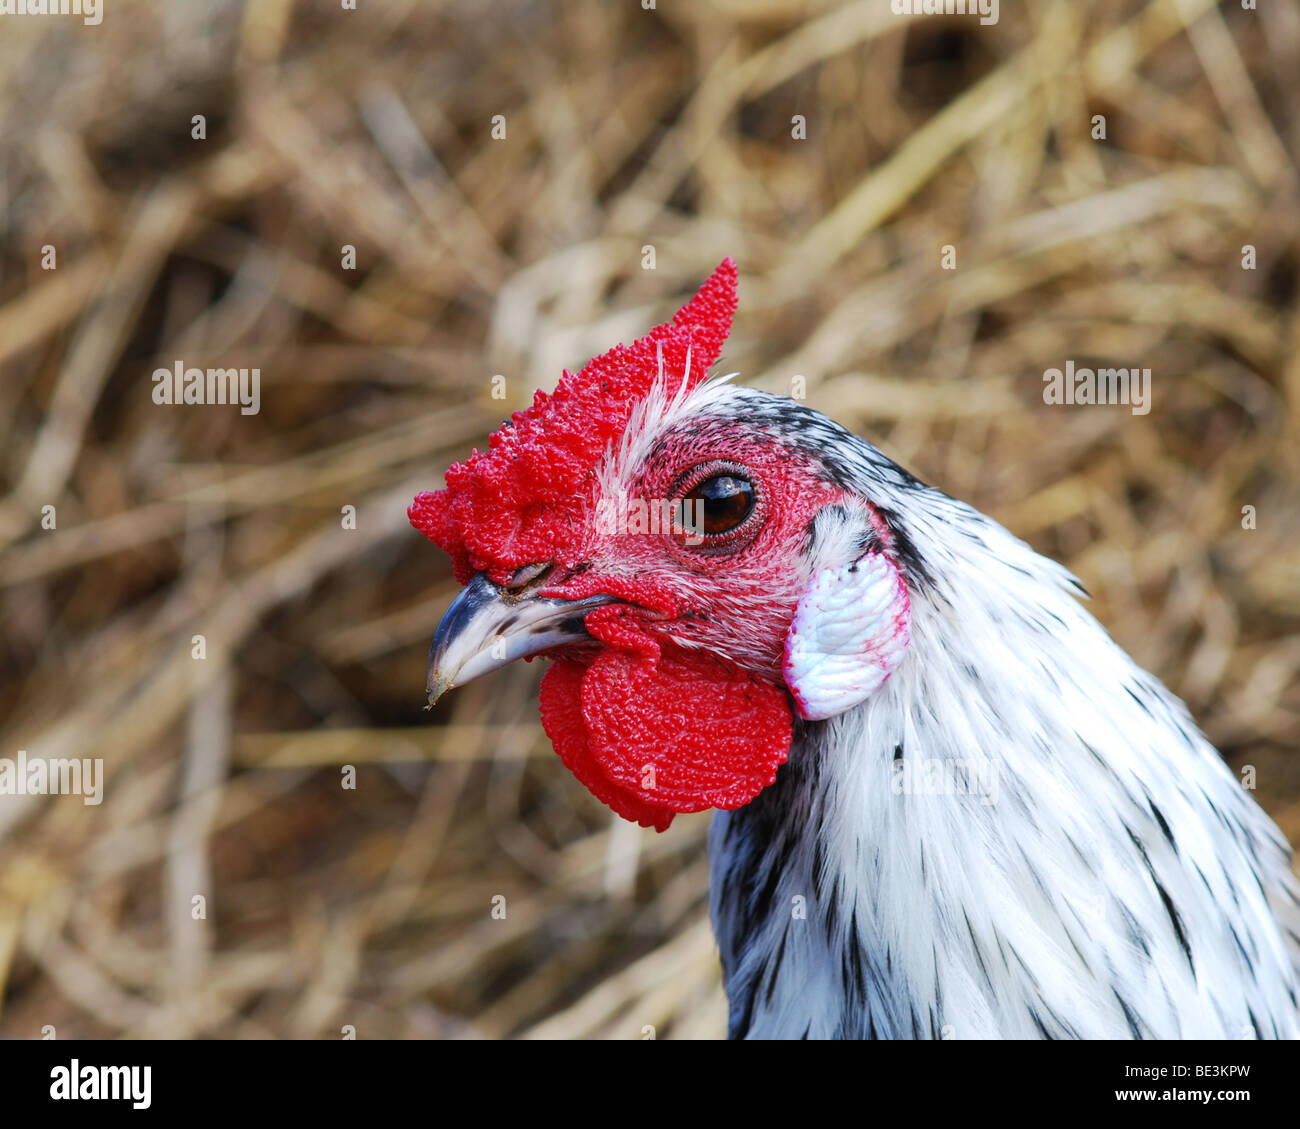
<box><xmin>0</xmin><ymin>0</ymin><xmax>1298</xmax><ymax>1039</ymax></box>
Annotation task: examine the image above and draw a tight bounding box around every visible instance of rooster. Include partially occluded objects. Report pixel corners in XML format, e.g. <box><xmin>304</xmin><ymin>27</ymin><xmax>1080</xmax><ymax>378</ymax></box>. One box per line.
<box><xmin>410</xmin><ymin>259</ymin><xmax>1300</xmax><ymax>1039</ymax></box>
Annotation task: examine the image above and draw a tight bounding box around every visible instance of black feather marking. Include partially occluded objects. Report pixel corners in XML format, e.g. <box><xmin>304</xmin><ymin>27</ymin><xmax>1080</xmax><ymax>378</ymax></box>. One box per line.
<box><xmin>1124</xmin><ymin>684</ymin><xmax>1154</xmax><ymax>719</ymax></box>
<box><xmin>1125</xmin><ymin>823</ymin><xmax>1194</xmax><ymax>974</ymax></box>
<box><xmin>841</xmin><ymin>943</ymin><xmax>865</xmax><ymax>1004</ymax></box>
<box><xmin>855</xmin><ymin>528</ymin><xmax>881</xmax><ymax>558</ymax></box>
<box><xmin>1149</xmin><ymin>800</ymin><xmax>1176</xmax><ymax>851</ymax></box>
<box><xmin>1005</xmin><ymin>942</ymin><xmax>1041</xmax><ymax>994</ymax></box>
<box><xmin>1064</xmin><ymin>925</ymin><xmax>1093</xmax><ymax>972</ymax></box>
<box><xmin>763</xmin><ymin>925</ymin><xmax>790</xmax><ymax>1006</ymax></box>
<box><xmin>1062</xmin><ymin>831</ymin><xmax>1091</xmax><ymax>870</ymax></box>
<box><xmin>1081</xmin><ymin>740</ymin><xmax>1127</xmax><ymax>792</ymax></box>
<box><xmin>1227</xmin><ymin>922</ymin><xmax>1252</xmax><ymax>968</ymax></box>
<box><xmin>1116</xmin><ymin>902</ymin><xmax>1152</xmax><ymax>959</ymax></box>
<box><xmin>1113</xmin><ymin>989</ymin><xmax>1145</xmax><ymax>1039</ymax></box>
<box><xmin>843</xmin><ymin>908</ymin><xmax>867</xmax><ymax>1000</ymax></box>
<box><xmin>1154</xmin><ymin>879</ymin><xmax>1194</xmax><ymax>975</ymax></box>
<box><xmin>730</xmin><ymin>976</ymin><xmax>758</xmax><ymax>1040</ymax></box>
<box><xmin>799</xmin><ymin>511</ymin><xmax>833</xmax><ymax>558</ymax></box>
<box><xmin>823</xmin><ymin>878</ymin><xmax>840</xmax><ymax>942</ymax></box>
<box><xmin>750</xmin><ymin>855</ymin><xmax>783</xmax><ymax>934</ymax></box>
<box><xmin>1192</xmin><ymin>860</ymin><xmax>1216</xmax><ymax>899</ymax></box>
<box><xmin>873</xmin><ymin>504</ymin><xmax>935</xmax><ymax>591</ymax></box>
<box><xmin>963</xmin><ymin>909</ymin><xmax>996</xmax><ymax>995</ymax></box>
<box><xmin>1019</xmin><ymin>847</ymin><xmax>1053</xmax><ymax>905</ymax></box>
<box><xmin>932</xmin><ymin>952</ymin><xmax>944</xmax><ymax>1022</ymax></box>
<box><xmin>1124</xmin><ymin>823</ymin><xmax>1152</xmax><ymax>869</ymax></box>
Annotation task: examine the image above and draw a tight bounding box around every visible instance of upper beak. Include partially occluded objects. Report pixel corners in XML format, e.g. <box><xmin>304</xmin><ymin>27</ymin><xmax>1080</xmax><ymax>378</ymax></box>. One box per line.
<box><xmin>425</xmin><ymin>572</ymin><xmax>615</xmax><ymax>707</ymax></box>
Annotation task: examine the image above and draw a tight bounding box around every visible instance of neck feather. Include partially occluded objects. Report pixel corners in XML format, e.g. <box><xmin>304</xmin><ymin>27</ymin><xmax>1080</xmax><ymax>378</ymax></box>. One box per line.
<box><xmin>709</xmin><ymin>497</ymin><xmax>1300</xmax><ymax>1039</ymax></box>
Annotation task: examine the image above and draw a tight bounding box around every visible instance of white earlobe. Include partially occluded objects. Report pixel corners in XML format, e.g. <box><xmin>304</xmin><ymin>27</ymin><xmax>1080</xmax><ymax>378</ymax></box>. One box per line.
<box><xmin>781</xmin><ymin>552</ymin><xmax>911</xmax><ymax>721</ymax></box>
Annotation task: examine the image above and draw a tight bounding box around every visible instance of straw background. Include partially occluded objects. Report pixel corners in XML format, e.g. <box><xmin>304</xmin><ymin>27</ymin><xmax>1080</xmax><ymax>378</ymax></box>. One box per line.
<box><xmin>1</xmin><ymin>0</ymin><xmax>1298</xmax><ymax>1039</ymax></box>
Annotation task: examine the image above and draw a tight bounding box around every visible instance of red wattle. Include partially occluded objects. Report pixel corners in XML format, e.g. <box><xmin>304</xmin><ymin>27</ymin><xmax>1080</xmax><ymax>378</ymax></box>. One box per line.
<box><xmin>538</xmin><ymin>624</ymin><xmax>793</xmax><ymax>829</ymax></box>
<box><xmin>539</xmin><ymin>658</ymin><xmax>678</xmax><ymax>831</ymax></box>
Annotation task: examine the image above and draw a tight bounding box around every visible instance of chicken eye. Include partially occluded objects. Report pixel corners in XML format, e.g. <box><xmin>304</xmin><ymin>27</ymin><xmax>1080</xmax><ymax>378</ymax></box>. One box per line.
<box><xmin>684</xmin><ymin>473</ymin><xmax>755</xmax><ymax>536</ymax></box>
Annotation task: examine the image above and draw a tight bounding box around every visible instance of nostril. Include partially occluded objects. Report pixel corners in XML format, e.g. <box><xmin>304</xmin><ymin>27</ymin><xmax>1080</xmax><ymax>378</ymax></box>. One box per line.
<box><xmin>505</xmin><ymin>561</ymin><xmax>554</xmax><ymax>592</ymax></box>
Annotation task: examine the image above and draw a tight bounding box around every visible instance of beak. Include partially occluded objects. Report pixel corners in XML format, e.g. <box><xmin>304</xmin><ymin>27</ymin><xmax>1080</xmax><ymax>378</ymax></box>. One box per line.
<box><xmin>425</xmin><ymin>572</ymin><xmax>614</xmax><ymax>707</ymax></box>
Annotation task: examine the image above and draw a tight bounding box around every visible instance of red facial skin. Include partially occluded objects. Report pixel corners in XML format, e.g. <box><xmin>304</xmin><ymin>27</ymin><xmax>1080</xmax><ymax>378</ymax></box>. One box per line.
<box><xmin>535</xmin><ymin>422</ymin><xmax>849</xmax><ymax>681</ymax></box>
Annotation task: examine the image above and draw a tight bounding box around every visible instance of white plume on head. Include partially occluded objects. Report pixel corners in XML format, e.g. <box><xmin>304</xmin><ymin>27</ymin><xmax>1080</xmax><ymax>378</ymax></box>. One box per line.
<box><xmin>595</xmin><ymin>348</ymin><xmax>741</xmax><ymax>504</ymax></box>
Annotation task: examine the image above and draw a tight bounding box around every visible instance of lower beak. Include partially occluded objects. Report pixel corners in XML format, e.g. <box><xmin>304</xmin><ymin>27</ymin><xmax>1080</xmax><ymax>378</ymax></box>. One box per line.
<box><xmin>425</xmin><ymin>572</ymin><xmax>614</xmax><ymax>706</ymax></box>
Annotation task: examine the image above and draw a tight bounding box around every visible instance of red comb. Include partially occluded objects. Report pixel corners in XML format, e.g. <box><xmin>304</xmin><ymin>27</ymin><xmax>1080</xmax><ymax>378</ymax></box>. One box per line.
<box><xmin>408</xmin><ymin>258</ymin><xmax>738</xmax><ymax>582</ymax></box>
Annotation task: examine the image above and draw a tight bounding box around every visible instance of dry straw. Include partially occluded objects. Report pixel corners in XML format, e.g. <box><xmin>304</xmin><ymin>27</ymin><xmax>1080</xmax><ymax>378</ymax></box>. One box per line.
<box><xmin>0</xmin><ymin>0</ymin><xmax>1297</xmax><ymax>1038</ymax></box>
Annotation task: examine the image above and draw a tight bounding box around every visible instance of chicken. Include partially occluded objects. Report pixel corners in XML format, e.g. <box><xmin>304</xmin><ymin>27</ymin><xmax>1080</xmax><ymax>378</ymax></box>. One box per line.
<box><xmin>410</xmin><ymin>259</ymin><xmax>1300</xmax><ymax>1039</ymax></box>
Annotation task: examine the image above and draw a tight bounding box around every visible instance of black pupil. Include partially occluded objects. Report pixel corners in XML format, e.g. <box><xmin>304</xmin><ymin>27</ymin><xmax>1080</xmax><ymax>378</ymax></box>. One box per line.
<box><xmin>686</xmin><ymin>475</ymin><xmax>754</xmax><ymax>535</ymax></box>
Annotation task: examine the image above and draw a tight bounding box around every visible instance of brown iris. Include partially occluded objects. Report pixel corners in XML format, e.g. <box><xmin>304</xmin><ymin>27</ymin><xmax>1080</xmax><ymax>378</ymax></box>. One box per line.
<box><xmin>684</xmin><ymin>473</ymin><xmax>756</xmax><ymax>535</ymax></box>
